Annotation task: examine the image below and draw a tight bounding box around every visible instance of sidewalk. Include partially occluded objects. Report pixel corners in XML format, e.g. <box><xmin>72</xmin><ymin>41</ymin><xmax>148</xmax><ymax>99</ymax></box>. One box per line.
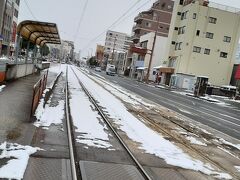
<box><xmin>0</xmin><ymin>70</ymin><xmax>57</xmax><ymax>143</ymax></box>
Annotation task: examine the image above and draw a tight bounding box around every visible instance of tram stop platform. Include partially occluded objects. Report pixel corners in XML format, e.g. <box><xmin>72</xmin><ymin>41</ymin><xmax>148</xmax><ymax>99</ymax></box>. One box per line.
<box><xmin>0</xmin><ymin>70</ymin><xmax>57</xmax><ymax>144</ymax></box>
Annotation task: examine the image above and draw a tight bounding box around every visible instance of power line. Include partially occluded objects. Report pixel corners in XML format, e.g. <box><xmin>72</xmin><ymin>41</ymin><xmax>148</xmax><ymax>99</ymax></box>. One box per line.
<box><xmin>23</xmin><ymin>0</ymin><xmax>38</xmax><ymax>20</ymax></box>
<box><xmin>81</xmin><ymin>0</ymin><xmax>144</xmax><ymax>52</ymax></box>
<box><xmin>74</xmin><ymin>0</ymin><xmax>89</xmax><ymax>42</ymax></box>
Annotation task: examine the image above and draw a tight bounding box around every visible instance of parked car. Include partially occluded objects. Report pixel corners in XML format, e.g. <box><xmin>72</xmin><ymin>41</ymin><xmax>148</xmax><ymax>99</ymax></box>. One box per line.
<box><xmin>95</xmin><ymin>67</ymin><xmax>101</xmax><ymax>72</ymax></box>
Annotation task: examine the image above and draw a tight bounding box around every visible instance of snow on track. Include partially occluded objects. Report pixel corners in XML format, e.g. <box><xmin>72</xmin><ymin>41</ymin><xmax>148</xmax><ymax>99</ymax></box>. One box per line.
<box><xmin>73</xmin><ymin>66</ymin><xmax>231</xmax><ymax>179</ymax></box>
<box><xmin>68</xmin><ymin>68</ymin><xmax>113</xmax><ymax>150</ymax></box>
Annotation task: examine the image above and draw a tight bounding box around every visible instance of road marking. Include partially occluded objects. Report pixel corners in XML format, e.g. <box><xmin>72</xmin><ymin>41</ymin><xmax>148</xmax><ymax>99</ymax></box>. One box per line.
<box><xmin>119</xmin><ymin>81</ymin><xmax>240</xmax><ymax>128</ymax></box>
<box><xmin>201</xmin><ymin>107</ymin><xmax>240</xmax><ymax>122</ymax></box>
<box><xmin>121</xmin><ymin>78</ymin><xmax>240</xmax><ymax>116</ymax></box>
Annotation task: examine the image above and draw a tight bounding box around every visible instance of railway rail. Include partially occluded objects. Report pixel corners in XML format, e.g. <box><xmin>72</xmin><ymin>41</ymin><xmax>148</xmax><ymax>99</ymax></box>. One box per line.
<box><xmin>65</xmin><ymin>66</ymin><xmax>153</xmax><ymax>180</ymax></box>
<box><xmin>76</xmin><ymin>66</ymin><xmax>240</xmax><ymax>179</ymax></box>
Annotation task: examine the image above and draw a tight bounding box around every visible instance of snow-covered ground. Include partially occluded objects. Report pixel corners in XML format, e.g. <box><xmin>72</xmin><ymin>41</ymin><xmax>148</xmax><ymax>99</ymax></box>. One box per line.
<box><xmin>34</xmin><ymin>94</ymin><xmax>65</xmax><ymax>129</ymax></box>
<box><xmin>68</xmin><ymin>68</ymin><xmax>113</xmax><ymax>150</ymax></box>
<box><xmin>81</xmin><ymin>70</ymin><xmax>155</xmax><ymax>108</ymax></box>
<box><xmin>0</xmin><ymin>85</ymin><xmax>6</xmax><ymax>92</ymax></box>
<box><xmin>0</xmin><ymin>142</ymin><xmax>41</xmax><ymax>180</ymax></box>
<box><xmin>73</xmin><ymin>66</ymin><xmax>231</xmax><ymax>179</ymax></box>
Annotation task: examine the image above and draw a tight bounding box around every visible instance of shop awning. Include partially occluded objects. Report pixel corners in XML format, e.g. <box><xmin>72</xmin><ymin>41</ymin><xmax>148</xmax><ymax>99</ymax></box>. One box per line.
<box><xmin>17</xmin><ymin>20</ymin><xmax>61</xmax><ymax>47</ymax></box>
<box><xmin>137</xmin><ymin>67</ymin><xmax>148</xmax><ymax>70</ymax></box>
<box><xmin>153</xmin><ymin>65</ymin><xmax>162</xmax><ymax>69</ymax></box>
<box><xmin>159</xmin><ymin>67</ymin><xmax>174</xmax><ymax>73</ymax></box>
<box><xmin>235</xmin><ymin>64</ymin><xmax>240</xmax><ymax>79</ymax></box>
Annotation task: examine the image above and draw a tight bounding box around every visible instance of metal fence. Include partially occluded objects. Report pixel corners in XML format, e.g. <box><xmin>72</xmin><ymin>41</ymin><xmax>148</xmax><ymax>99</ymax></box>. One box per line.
<box><xmin>31</xmin><ymin>71</ymin><xmax>48</xmax><ymax>116</ymax></box>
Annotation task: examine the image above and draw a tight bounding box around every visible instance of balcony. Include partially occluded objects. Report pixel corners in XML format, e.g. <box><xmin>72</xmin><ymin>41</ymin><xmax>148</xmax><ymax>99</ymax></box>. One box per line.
<box><xmin>130</xmin><ymin>35</ymin><xmax>140</xmax><ymax>44</ymax></box>
<box><xmin>134</xmin><ymin>13</ymin><xmax>154</xmax><ymax>22</ymax></box>
<box><xmin>132</xmin><ymin>23</ymin><xmax>142</xmax><ymax>32</ymax></box>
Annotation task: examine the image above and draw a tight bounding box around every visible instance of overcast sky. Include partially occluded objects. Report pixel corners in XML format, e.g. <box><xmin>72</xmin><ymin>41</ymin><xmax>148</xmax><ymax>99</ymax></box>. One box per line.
<box><xmin>18</xmin><ymin>0</ymin><xmax>240</xmax><ymax>58</ymax></box>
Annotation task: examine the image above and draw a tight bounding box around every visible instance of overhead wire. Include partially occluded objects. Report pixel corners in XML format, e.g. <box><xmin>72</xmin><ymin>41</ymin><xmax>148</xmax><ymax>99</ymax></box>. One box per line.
<box><xmin>23</xmin><ymin>0</ymin><xmax>38</xmax><ymax>20</ymax></box>
<box><xmin>74</xmin><ymin>0</ymin><xmax>89</xmax><ymax>42</ymax></box>
<box><xmin>81</xmin><ymin>0</ymin><xmax>146</xmax><ymax>52</ymax></box>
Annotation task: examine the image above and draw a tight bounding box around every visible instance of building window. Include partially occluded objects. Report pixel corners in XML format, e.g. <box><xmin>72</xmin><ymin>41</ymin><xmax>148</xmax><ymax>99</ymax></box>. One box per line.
<box><xmin>141</xmin><ymin>41</ymin><xmax>148</xmax><ymax>48</ymax></box>
<box><xmin>174</xmin><ymin>27</ymin><xmax>178</xmax><ymax>31</ymax></box>
<box><xmin>181</xmin><ymin>11</ymin><xmax>188</xmax><ymax>20</ymax></box>
<box><xmin>209</xmin><ymin>17</ymin><xmax>217</xmax><ymax>24</ymax></box>
<box><xmin>178</xmin><ymin>26</ymin><xmax>186</xmax><ymax>35</ymax></box>
<box><xmin>196</xmin><ymin>30</ymin><xmax>200</xmax><ymax>36</ymax></box>
<box><xmin>14</xmin><ymin>9</ymin><xmax>18</xmax><ymax>18</ymax></box>
<box><xmin>220</xmin><ymin>52</ymin><xmax>228</xmax><ymax>58</ymax></box>
<box><xmin>177</xmin><ymin>12</ymin><xmax>181</xmax><ymax>16</ymax></box>
<box><xmin>175</xmin><ymin>43</ymin><xmax>178</xmax><ymax>50</ymax></box>
<box><xmin>178</xmin><ymin>42</ymin><xmax>182</xmax><ymax>50</ymax></box>
<box><xmin>204</xmin><ymin>48</ymin><xmax>210</xmax><ymax>55</ymax></box>
<box><xmin>179</xmin><ymin>0</ymin><xmax>184</xmax><ymax>5</ymax></box>
<box><xmin>193</xmin><ymin>46</ymin><xmax>201</xmax><ymax>53</ymax></box>
<box><xmin>223</xmin><ymin>36</ymin><xmax>231</xmax><ymax>43</ymax></box>
<box><xmin>193</xmin><ymin>13</ymin><xmax>197</xmax><ymax>19</ymax></box>
<box><xmin>146</xmin><ymin>22</ymin><xmax>151</xmax><ymax>27</ymax></box>
<box><xmin>161</xmin><ymin>3</ymin><xmax>166</xmax><ymax>9</ymax></box>
<box><xmin>206</xmin><ymin>32</ymin><xmax>214</xmax><ymax>39</ymax></box>
<box><xmin>15</xmin><ymin>0</ymin><xmax>20</xmax><ymax>5</ymax></box>
<box><xmin>171</xmin><ymin>41</ymin><xmax>176</xmax><ymax>45</ymax></box>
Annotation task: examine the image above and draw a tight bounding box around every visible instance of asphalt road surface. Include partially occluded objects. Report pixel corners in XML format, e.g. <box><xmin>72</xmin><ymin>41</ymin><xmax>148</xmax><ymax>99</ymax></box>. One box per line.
<box><xmin>88</xmin><ymin>69</ymin><xmax>240</xmax><ymax>140</ymax></box>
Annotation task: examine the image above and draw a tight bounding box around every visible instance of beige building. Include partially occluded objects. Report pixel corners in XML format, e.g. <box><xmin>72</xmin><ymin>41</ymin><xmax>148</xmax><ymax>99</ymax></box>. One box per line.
<box><xmin>164</xmin><ymin>0</ymin><xmax>240</xmax><ymax>86</ymax></box>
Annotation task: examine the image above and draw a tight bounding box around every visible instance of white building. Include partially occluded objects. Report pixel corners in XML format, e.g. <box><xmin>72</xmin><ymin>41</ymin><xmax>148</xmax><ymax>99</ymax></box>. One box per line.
<box><xmin>104</xmin><ymin>30</ymin><xmax>131</xmax><ymax>64</ymax></box>
<box><xmin>139</xmin><ymin>32</ymin><xmax>168</xmax><ymax>81</ymax></box>
<box><xmin>164</xmin><ymin>0</ymin><xmax>240</xmax><ymax>87</ymax></box>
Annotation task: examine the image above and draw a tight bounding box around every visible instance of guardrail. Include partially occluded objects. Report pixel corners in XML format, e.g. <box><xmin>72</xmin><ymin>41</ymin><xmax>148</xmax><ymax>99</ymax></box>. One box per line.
<box><xmin>30</xmin><ymin>70</ymin><xmax>48</xmax><ymax>117</ymax></box>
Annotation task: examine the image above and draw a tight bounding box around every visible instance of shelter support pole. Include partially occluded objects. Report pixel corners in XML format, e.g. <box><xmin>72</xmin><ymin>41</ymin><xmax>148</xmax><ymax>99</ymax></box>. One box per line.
<box><xmin>25</xmin><ymin>41</ymin><xmax>30</xmax><ymax>63</ymax></box>
<box><xmin>15</xmin><ymin>33</ymin><xmax>21</xmax><ymax>64</ymax></box>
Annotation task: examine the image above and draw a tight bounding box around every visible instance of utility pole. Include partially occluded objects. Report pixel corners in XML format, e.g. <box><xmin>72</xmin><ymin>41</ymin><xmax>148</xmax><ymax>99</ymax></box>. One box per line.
<box><xmin>145</xmin><ymin>17</ymin><xmax>160</xmax><ymax>83</ymax></box>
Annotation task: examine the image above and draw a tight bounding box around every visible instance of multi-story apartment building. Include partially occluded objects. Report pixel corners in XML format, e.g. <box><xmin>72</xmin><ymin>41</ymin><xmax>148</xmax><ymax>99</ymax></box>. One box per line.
<box><xmin>0</xmin><ymin>0</ymin><xmax>20</xmax><ymax>56</ymax></box>
<box><xmin>131</xmin><ymin>0</ymin><xmax>174</xmax><ymax>44</ymax></box>
<box><xmin>103</xmin><ymin>30</ymin><xmax>131</xmax><ymax>65</ymax></box>
<box><xmin>164</xmin><ymin>0</ymin><xmax>240</xmax><ymax>87</ymax></box>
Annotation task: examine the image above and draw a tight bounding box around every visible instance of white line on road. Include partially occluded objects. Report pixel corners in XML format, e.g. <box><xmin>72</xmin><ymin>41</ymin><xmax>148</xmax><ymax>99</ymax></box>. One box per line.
<box><xmin>119</xmin><ymin>81</ymin><xmax>240</xmax><ymax>129</ymax></box>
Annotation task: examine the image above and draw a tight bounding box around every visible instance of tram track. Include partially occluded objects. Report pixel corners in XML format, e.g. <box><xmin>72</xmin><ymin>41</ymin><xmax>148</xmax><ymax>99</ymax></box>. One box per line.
<box><xmin>65</xmin><ymin>66</ymin><xmax>82</xmax><ymax>180</ymax></box>
<box><xmin>75</xmin><ymin>66</ymin><xmax>240</xmax><ymax>179</ymax></box>
<box><xmin>69</xmin><ymin>66</ymin><xmax>153</xmax><ymax>180</ymax></box>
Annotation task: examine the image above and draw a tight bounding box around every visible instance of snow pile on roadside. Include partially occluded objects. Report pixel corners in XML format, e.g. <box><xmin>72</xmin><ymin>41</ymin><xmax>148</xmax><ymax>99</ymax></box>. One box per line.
<box><xmin>0</xmin><ymin>142</ymin><xmax>41</xmax><ymax>180</ymax></box>
<box><xmin>0</xmin><ymin>85</ymin><xmax>6</xmax><ymax>92</ymax></box>
<box><xmin>235</xmin><ymin>166</ymin><xmax>240</xmax><ymax>172</ymax></box>
<box><xmin>68</xmin><ymin>68</ymin><xmax>113</xmax><ymax>150</ymax></box>
<box><xmin>185</xmin><ymin>136</ymin><xmax>207</xmax><ymax>146</ymax></box>
<box><xmin>73</xmin><ymin>66</ymin><xmax>232</xmax><ymax>179</ymax></box>
<box><xmin>218</xmin><ymin>138</ymin><xmax>240</xmax><ymax>150</ymax></box>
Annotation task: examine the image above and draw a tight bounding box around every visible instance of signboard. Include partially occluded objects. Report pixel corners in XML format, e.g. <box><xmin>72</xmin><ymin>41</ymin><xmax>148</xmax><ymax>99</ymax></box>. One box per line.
<box><xmin>235</xmin><ymin>64</ymin><xmax>240</xmax><ymax>80</ymax></box>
